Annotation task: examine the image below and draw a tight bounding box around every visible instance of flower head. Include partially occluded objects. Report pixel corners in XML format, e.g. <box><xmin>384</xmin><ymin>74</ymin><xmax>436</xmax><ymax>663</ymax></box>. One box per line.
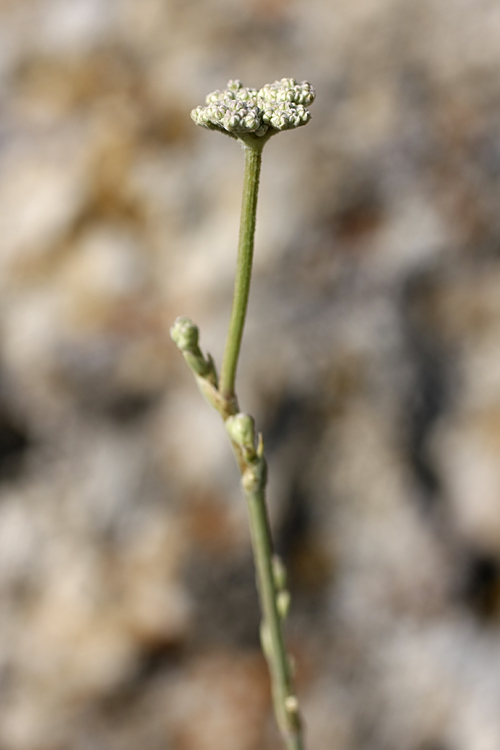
<box><xmin>191</xmin><ymin>78</ymin><xmax>315</xmax><ymax>140</ymax></box>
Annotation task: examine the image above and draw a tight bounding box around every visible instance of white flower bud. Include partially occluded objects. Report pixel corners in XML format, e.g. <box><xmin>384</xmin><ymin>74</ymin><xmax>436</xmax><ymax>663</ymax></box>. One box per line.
<box><xmin>205</xmin><ymin>90</ymin><xmax>224</xmax><ymax>104</ymax></box>
<box><xmin>227</xmin><ymin>79</ymin><xmax>243</xmax><ymax>92</ymax></box>
<box><xmin>191</xmin><ymin>79</ymin><xmax>315</xmax><ymax>139</ymax></box>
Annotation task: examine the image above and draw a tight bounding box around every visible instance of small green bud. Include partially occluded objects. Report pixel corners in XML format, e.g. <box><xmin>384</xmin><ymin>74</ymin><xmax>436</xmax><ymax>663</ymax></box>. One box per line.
<box><xmin>170</xmin><ymin>316</ymin><xmax>217</xmax><ymax>384</ymax></box>
<box><xmin>225</xmin><ymin>413</ymin><xmax>256</xmax><ymax>452</ymax></box>
<box><xmin>272</xmin><ymin>555</ymin><xmax>287</xmax><ymax>591</ymax></box>
<box><xmin>285</xmin><ymin>695</ymin><xmax>300</xmax><ymax>717</ymax></box>
<box><xmin>170</xmin><ymin>316</ymin><xmax>199</xmax><ymax>353</ymax></box>
<box><xmin>277</xmin><ymin>589</ymin><xmax>291</xmax><ymax>620</ymax></box>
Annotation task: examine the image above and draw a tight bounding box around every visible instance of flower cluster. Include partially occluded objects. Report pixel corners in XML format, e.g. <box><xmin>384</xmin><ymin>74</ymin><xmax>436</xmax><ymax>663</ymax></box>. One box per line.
<box><xmin>191</xmin><ymin>79</ymin><xmax>315</xmax><ymax>138</ymax></box>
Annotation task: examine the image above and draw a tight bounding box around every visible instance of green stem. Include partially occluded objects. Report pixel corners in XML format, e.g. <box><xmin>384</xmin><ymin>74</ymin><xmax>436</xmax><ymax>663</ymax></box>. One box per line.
<box><xmin>245</xmin><ymin>480</ymin><xmax>304</xmax><ymax>750</ymax></box>
<box><xmin>219</xmin><ymin>137</ymin><xmax>304</xmax><ymax>749</ymax></box>
<box><xmin>219</xmin><ymin>141</ymin><xmax>263</xmax><ymax>401</ymax></box>
<box><xmin>171</xmin><ymin>132</ymin><xmax>306</xmax><ymax>750</ymax></box>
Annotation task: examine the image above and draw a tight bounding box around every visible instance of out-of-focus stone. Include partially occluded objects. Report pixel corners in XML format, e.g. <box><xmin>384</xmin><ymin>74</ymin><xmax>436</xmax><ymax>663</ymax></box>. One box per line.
<box><xmin>435</xmin><ymin>409</ymin><xmax>500</xmax><ymax>551</ymax></box>
<box><xmin>167</xmin><ymin>652</ymin><xmax>270</xmax><ymax>750</ymax></box>
<box><xmin>0</xmin><ymin>137</ymin><xmax>89</xmax><ymax>284</ymax></box>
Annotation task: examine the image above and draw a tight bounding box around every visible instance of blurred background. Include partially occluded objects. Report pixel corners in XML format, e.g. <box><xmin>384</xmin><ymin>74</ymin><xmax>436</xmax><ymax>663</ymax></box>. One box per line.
<box><xmin>1</xmin><ymin>0</ymin><xmax>500</xmax><ymax>748</ymax></box>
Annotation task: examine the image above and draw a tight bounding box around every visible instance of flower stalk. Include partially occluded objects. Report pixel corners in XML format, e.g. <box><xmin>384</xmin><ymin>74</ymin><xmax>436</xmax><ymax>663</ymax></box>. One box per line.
<box><xmin>170</xmin><ymin>79</ymin><xmax>315</xmax><ymax>750</ymax></box>
<box><xmin>219</xmin><ymin>140</ymin><xmax>263</xmax><ymax>402</ymax></box>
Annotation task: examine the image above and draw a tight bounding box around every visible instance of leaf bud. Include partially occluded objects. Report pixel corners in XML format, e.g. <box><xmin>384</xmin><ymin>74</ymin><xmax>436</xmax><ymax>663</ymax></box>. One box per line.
<box><xmin>225</xmin><ymin>413</ymin><xmax>256</xmax><ymax>452</ymax></box>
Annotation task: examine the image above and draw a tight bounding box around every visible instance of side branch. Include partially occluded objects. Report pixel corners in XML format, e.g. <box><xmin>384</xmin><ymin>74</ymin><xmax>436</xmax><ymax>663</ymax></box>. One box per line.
<box><xmin>170</xmin><ymin>320</ymin><xmax>304</xmax><ymax>750</ymax></box>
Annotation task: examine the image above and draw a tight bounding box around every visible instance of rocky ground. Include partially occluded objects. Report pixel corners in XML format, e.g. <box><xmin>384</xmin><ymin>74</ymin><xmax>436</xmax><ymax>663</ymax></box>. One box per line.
<box><xmin>1</xmin><ymin>0</ymin><xmax>500</xmax><ymax>749</ymax></box>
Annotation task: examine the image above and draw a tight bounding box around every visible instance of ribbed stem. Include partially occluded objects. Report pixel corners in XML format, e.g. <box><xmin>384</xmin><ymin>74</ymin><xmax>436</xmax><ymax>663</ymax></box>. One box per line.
<box><xmin>219</xmin><ymin>142</ymin><xmax>263</xmax><ymax>401</ymax></box>
<box><xmin>245</xmin><ymin>481</ymin><xmax>304</xmax><ymax>750</ymax></box>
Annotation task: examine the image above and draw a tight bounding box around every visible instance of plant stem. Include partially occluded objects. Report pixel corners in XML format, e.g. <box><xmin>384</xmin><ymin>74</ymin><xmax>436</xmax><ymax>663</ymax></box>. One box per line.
<box><xmin>219</xmin><ymin>141</ymin><xmax>263</xmax><ymax>401</ymax></box>
<box><xmin>171</xmin><ymin>132</ymin><xmax>306</xmax><ymax>750</ymax></box>
<box><xmin>219</xmin><ymin>136</ymin><xmax>304</xmax><ymax>749</ymax></box>
<box><xmin>245</xmin><ymin>479</ymin><xmax>304</xmax><ymax>750</ymax></box>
